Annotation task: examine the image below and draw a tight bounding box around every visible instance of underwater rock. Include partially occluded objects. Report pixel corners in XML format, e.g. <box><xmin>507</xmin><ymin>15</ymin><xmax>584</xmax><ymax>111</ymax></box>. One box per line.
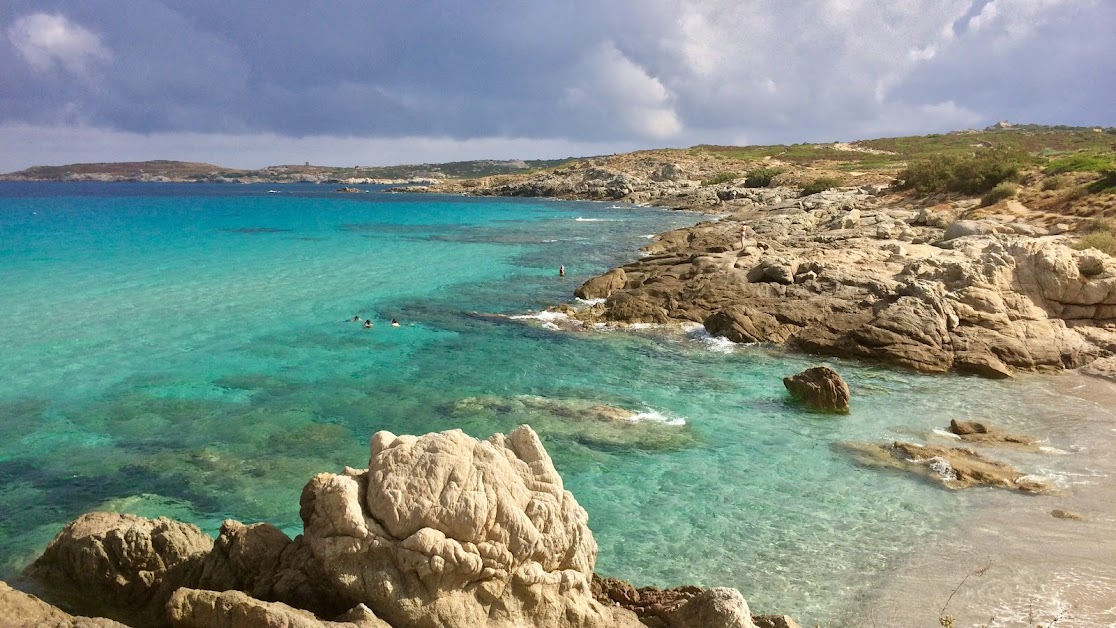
<box><xmin>946</xmin><ymin>419</ymin><xmax>1039</xmax><ymax>450</ymax></box>
<box><xmin>838</xmin><ymin>441</ymin><xmax>1050</xmax><ymax>493</ymax></box>
<box><xmin>1050</xmin><ymin>509</ymin><xmax>1085</xmax><ymax>521</ymax></box>
<box><xmin>782</xmin><ymin>366</ymin><xmax>850</xmax><ymax>413</ymax></box>
<box><xmin>26</xmin><ymin>512</ymin><xmax>213</xmax><ymax>627</ymax></box>
<box><xmin>0</xmin><ymin>579</ymin><xmax>127</xmax><ymax>627</ymax></box>
<box><xmin>446</xmin><ymin>395</ymin><xmax>698</xmax><ymax>451</ymax></box>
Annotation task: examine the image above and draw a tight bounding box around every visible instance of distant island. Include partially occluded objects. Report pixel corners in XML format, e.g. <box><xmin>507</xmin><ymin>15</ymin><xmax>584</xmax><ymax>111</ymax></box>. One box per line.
<box><xmin>0</xmin><ymin>157</ymin><xmax>581</xmax><ymax>184</ymax></box>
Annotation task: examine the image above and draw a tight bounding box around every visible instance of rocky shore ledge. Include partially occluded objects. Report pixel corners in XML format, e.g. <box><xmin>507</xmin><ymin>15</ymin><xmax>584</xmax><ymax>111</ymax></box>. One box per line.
<box><xmin>425</xmin><ymin>156</ymin><xmax>1116</xmax><ymax>378</ymax></box>
<box><xmin>3</xmin><ymin>426</ymin><xmax>795</xmax><ymax>628</ymax></box>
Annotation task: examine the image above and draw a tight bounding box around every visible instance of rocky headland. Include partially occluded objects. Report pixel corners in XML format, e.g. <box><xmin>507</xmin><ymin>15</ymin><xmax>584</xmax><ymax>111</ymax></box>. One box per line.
<box><xmin>6</xmin><ymin>425</ymin><xmax>788</xmax><ymax>628</ymax></box>
<box><xmin>414</xmin><ymin>142</ymin><xmax>1116</xmax><ymax>379</ymax></box>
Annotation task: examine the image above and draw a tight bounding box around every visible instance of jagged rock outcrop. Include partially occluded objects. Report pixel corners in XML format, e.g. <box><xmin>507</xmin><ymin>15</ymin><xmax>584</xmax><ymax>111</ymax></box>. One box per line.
<box><xmin>0</xmin><ymin>580</ymin><xmax>126</xmax><ymax>628</ymax></box>
<box><xmin>26</xmin><ymin>513</ymin><xmax>213</xmax><ymax>627</ymax></box>
<box><xmin>782</xmin><ymin>367</ymin><xmax>851</xmax><ymax>413</ymax></box>
<box><xmin>576</xmin><ymin>268</ymin><xmax>629</xmax><ymax>300</ymax></box>
<box><xmin>838</xmin><ymin>441</ymin><xmax>1050</xmax><ymax>492</ymax></box>
<box><xmin>568</xmin><ymin>187</ymin><xmax>1116</xmax><ymax>378</ymax></box>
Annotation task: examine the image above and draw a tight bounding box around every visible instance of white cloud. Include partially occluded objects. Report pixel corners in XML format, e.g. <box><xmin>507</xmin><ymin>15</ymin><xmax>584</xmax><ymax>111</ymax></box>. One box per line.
<box><xmin>563</xmin><ymin>41</ymin><xmax>682</xmax><ymax>139</ymax></box>
<box><xmin>7</xmin><ymin>13</ymin><xmax>111</xmax><ymax>74</ymax></box>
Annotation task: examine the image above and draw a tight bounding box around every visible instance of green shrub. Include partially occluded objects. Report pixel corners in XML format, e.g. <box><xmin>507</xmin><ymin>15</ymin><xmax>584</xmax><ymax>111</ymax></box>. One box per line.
<box><xmin>744</xmin><ymin>167</ymin><xmax>783</xmax><ymax>188</ymax></box>
<box><xmin>700</xmin><ymin>171</ymin><xmax>739</xmax><ymax>186</ymax></box>
<box><xmin>1073</xmin><ymin>218</ymin><xmax>1116</xmax><ymax>256</ymax></box>
<box><xmin>895</xmin><ymin>150</ymin><xmax>1022</xmax><ymax>195</ymax></box>
<box><xmin>1045</xmin><ymin>151</ymin><xmax>1116</xmax><ymax>174</ymax></box>
<box><xmin>800</xmin><ymin>176</ymin><xmax>843</xmax><ymax>195</ymax></box>
<box><xmin>1073</xmin><ymin>231</ymin><xmax>1116</xmax><ymax>257</ymax></box>
<box><xmin>1041</xmin><ymin>175</ymin><xmax>1067</xmax><ymax>191</ymax></box>
<box><xmin>980</xmin><ymin>182</ymin><xmax>1020</xmax><ymax>206</ymax></box>
<box><xmin>1087</xmin><ymin>168</ymin><xmax>1116</xmax><ymax>194</ymax></box>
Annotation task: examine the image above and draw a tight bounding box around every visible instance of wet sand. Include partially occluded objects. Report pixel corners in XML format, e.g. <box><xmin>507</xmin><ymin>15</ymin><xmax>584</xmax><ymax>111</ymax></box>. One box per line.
<box><xmin>860</xmin><ymin>372</ymin><xmax>1116</xmax><ymax>628</ymax></box>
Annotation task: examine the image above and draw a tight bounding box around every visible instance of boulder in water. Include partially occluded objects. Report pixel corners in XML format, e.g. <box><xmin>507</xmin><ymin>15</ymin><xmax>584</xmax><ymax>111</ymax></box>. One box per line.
<box><xmin>783</xmin><ymin>366</ymin><xmax>850</xmax><ymax>413</ymax></box>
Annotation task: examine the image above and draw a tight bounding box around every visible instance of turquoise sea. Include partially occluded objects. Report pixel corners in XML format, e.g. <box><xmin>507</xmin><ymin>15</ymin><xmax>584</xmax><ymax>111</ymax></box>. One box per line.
<box><xmin>0</xmin><ymin>182</ymin><xmax>1105</xmax><ymax>624</ymax></box>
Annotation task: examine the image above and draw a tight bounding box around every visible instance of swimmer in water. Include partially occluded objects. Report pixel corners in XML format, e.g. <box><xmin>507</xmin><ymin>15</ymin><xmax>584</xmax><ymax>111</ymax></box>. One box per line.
<box><xmin>363</xmin><ymin>319</ymin><xmax>373</xmax><ymax>329</ymax></box>
<box><xmin>351</xmin><ymin>315</ymin><xmax>361</xmax><ymax>322</ymax></box>
<box><xmin>391</xmin><ymin>318</ymin><xmax>400</xmax><ymax>327</ymax></box>
<box><xmin>559</xmin><ymin>265</ymin><xmax>565</xmax><ymax>277</ymax></box>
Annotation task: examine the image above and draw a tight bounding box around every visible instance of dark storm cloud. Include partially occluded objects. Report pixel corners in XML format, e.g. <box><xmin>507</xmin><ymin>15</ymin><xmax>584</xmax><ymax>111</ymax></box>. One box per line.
<box><xmin>0</xmin><ymin>0</ymin><xmax>1112</xmax><ymax>170</ymax></box>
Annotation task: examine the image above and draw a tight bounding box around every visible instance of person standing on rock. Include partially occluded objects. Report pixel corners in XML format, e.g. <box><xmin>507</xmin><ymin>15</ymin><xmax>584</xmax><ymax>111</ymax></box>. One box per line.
<box><xmin>739</xmin><ymin>225</ymin><xmax>747</xmax><ymax>250</ymax></box>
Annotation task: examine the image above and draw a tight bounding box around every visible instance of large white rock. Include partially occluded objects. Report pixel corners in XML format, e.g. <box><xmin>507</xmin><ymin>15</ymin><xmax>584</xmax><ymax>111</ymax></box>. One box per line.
<box><xmin>299</xmin><ymin>425</ymin><xmax>641</xmax><ymax>628</ymax></box>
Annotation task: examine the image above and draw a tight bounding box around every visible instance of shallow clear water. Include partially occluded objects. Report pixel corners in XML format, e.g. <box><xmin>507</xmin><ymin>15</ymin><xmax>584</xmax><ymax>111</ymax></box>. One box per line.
<box><xmin>0</xmin><ymin>182</ymin><xmax>1104</xmax><ymax>624</ymax></box>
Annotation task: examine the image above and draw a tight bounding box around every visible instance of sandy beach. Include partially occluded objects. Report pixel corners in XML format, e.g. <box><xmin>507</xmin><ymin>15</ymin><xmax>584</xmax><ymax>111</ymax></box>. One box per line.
<box><xmin>862</xmin><ymin>372</ymin><xmax>1116</xmax><ymax>627</ymax></box>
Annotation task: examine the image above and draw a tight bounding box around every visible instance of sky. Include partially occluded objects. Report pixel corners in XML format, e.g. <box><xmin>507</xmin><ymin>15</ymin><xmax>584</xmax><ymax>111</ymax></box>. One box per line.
<box><xmin>1</xmin><ymin>0</ymin><xmax>1113</xmax><ymax>172</ymax></box>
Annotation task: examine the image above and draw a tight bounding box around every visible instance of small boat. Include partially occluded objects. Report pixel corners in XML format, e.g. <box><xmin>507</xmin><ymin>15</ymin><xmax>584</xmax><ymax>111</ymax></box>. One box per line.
<box><xmin>267</xmin><ymin>189</ymin><xmax>281</xmax><ymax>193</ymax></box>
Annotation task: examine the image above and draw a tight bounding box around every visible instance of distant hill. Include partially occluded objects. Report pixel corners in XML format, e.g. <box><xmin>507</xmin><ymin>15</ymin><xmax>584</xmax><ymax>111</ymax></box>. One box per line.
<box><xmin>3</xmin><ymin>124</ymin><xmax>1113</xmax><ymax>184</ymax></box>
<box><xmin>0</xmin><ymin>157</ymin><xmax>584</xmax><ymax>183</ymax></box>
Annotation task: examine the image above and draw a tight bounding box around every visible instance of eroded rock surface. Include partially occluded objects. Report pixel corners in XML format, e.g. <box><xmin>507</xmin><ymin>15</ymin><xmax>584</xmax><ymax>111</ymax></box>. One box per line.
<box><xmin>0</xmin><ymin>580</ymin><xmax>126</xmax><ymax>628</ymax></box>
<box><xmin>591</xmin><ymin>576</ymin><xmax>776</xmax><ymax>628</ymax></box>
<box><xmin>559</xmin><ymin>187</ymin><xmax>1116</xmax><ymax>377</ymax></box>
<box><xmin>839</xmin><ymin>441</ymin><xmax>1050</xmax><ymax>492</ymax></box>
<box><xmin>782</xmin><ymin>367</ymin><xmax>850</xmax><ymax>413</ymax></box>
<box><xmin>947</xmin><ymin>419</ymin><xmax>1039</xmax><ymax>449</ymax></box>
<box><xmin>299</xmin><ymin>425</ymin><xmax>640</xmax><ymax>628</ymax></box>
<box><xmin>166</xmin><ymin>588</ymin><xmax>391</xmax><ymax>628</ymax></box>
<box><xmin>26</xmin><ymin>512</ymin><xmax>213</xmax><ymax>627</ymax></box>
<box><xmin>21</xmin><ymin>426</ymin><xmax>772</xmax><ymax>628</ymax></box>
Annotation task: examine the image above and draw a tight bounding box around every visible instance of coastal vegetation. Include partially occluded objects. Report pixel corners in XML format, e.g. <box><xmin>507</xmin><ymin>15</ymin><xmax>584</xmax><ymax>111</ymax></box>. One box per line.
<box><xmin>799</xmin><ymin>176</ymin><xmax>844</xmax><ymax>195</ymax></box>
<box><xmin>1073</xmin><ymin>217</ymin><xmax>1116</xmax><ymax>256</ymax></box>
<box><xmin>979</xmin><ymin>181</ymin><xmax>1020</xmax><ymax>206</ymax></box>
<box><xmin>743</xmin><ymin>166</ymin><xmax>783</xmax><ymax>188</ymax></box>
<box><xmin>894</xmin><ymin>150</ymin><xmax>1023</xmax><ymax>195</ymax></box>
<box><xmin>700</xmin><ymin>171</ymin><xmax>739</xmax><ymax>186</ymax></box>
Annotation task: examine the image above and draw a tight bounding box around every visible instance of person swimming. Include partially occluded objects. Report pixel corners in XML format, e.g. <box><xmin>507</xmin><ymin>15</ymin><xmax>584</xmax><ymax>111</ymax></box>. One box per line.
<box><xmin>351</xmin><ymin>315</ymin><xmax>362</xmax><ymax>322</ymax></box>
<box><xmin>559</xmin><ymin>265</ymin><xmax>565</xmax><ymax>277</ymax></box>
<box><xmin>391</xmin><ymin>318</ymin><xmax>400</xmax><ymax>327</ymax></box>
<box><xmin>363</xmin><ymin>319</ymin><xmax>373</xmax><ymax>328</ymax></box>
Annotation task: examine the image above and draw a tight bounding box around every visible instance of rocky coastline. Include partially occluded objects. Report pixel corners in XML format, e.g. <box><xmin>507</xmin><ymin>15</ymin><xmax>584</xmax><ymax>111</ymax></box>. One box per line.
<box><xmin>3</xmin><ymin>426</ymin><xmax>794</xmax><ymax>628</ymax></box>
<box><xmin>418</xmin><ymin>153</ymin><xmax>1116</xmax><ymax>380</ymax></box>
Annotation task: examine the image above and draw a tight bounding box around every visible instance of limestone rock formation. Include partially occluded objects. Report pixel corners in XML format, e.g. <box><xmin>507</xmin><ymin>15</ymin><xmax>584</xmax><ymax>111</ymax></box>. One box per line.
<box><xmin>298</xmin><ymin>425</ymin><xmax>642</xmax><ymax>628</ymax></box>
<box><xmin>783</xmin><ymin>367</ymin><xmax>851</xmax><ymax>413</ymax></box>
<box><xmin>839</xmin><ymin>441</ymin><xmax>1050</xmax><ymax>492</ymax></box>
<box><xmin>26</xmin><ymin>512</ymin><xmax>213</xmax><ymax>626</ymax></box>
<box><xmin>166</xmin><ymin>588</ymin><xmax>391</xmax><ymax>628</ymax></box>
<box><xmin>0</xmin><ymin>580</ymin><xmax>126</xmax><ymax>628</ymax></box>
